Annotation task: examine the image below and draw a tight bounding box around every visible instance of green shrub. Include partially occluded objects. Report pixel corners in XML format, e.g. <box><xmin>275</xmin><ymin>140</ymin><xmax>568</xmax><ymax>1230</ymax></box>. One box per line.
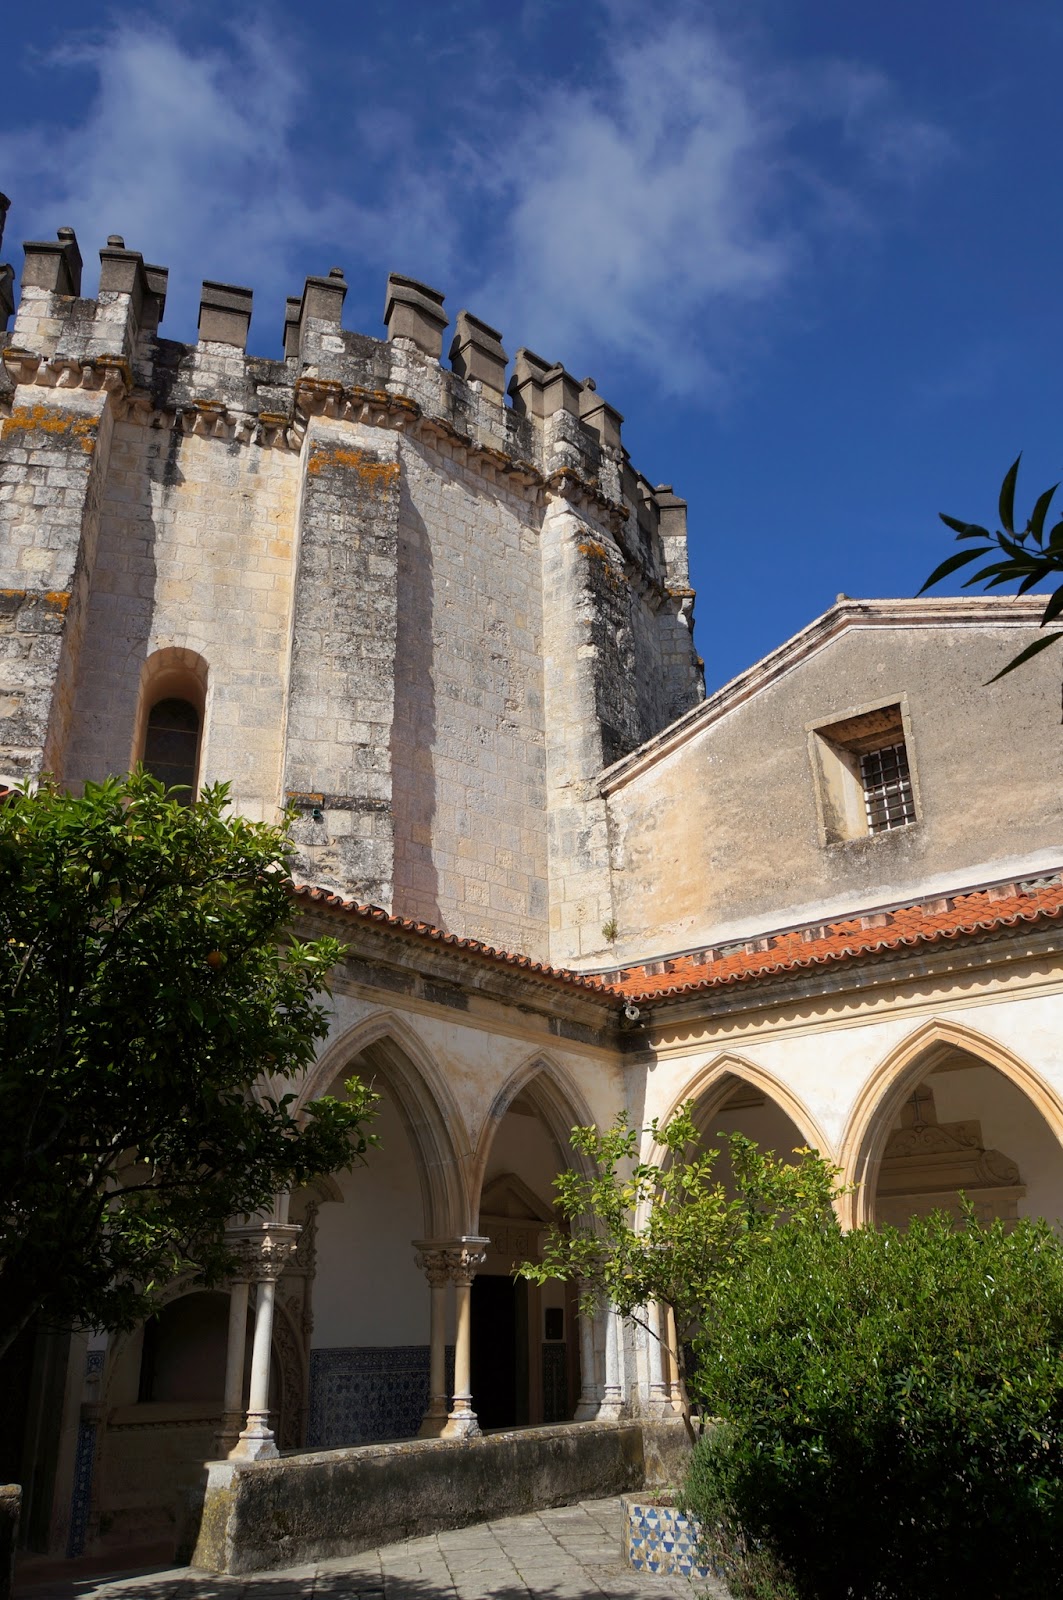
<box><xmin>683</xmin><ymin>1211</ymin><xmax>1063</xmax><ymax>1600</ymax></box>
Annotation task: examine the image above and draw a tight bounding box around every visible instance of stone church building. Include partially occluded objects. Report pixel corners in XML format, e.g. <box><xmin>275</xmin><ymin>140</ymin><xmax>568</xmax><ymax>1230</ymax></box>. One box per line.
<box><xmin>3</xmin><ymin>197</ymin><xmax>1063</xmax><ymax>1562</ymax></box>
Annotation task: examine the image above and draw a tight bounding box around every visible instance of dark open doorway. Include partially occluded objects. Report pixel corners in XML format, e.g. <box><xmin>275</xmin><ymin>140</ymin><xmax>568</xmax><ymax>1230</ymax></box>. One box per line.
<box><xmin>471</xmin><ymin>1275</ymin><xmax>529</xmax><ymax>1429</ymax></box>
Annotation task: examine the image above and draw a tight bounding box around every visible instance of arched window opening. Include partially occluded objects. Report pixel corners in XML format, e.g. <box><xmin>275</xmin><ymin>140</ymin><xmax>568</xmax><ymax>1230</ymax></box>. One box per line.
<box><xmin>142</xmin><ymin>697</ymin><xmax>201</xmax><ymax>799</ymax></box>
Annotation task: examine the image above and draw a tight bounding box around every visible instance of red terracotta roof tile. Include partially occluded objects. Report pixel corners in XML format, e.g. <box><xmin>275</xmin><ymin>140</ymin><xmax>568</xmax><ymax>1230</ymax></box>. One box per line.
<box><xmin>610</xmin><ymin>878</ymin><xmax>1063</xmax><ymax>1002</ymax></box>
<box><xmin>289</xmin><ymin>883</ymin><xmax>613</xmax><ymax>996</ymax></box>
<box><xmin>290</xmin><ymin>876</ymin><xmax>1063</xmax><ymax>1010</ymax></box>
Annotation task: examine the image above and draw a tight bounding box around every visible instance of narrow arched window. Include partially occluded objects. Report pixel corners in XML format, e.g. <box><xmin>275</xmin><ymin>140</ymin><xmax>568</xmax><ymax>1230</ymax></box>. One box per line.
<box><xmin>142</xmin><ymin>697</ymin><xmax>201</xmax><ymax>799</ymax></box>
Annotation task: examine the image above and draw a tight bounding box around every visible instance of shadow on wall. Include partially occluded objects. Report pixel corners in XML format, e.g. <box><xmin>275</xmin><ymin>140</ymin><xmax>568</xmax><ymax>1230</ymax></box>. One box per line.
<box><xmin>61</xmin><ymin>428</ymin><xmax>177</xmax><ymax>786</ymax></box>
<box><xmin>390</xmin><ymin>475</ymin><xmax>440</xmax><ymax>926</ymax></box>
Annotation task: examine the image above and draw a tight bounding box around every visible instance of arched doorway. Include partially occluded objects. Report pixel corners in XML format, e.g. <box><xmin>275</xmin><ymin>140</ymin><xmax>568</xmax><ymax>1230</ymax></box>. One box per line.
<box><xmin>696</xmin><ymin>1078</ymin><xmax>812</xmax><ymax>1191</ymax></box>
<box><xmin>470</xmin><ymin>1064</ymin><xmax>592</xmax><ymax>1430</ymax></box>
<box><xmin>667</xmin><ymin>1057</ymin><xmax>830</xmax><ymax>1195</ymax></box>
<box><xmin>871</xmin><ymin>1050</ymin><xmax>1063</xmax><ymax>1229</ymax></box>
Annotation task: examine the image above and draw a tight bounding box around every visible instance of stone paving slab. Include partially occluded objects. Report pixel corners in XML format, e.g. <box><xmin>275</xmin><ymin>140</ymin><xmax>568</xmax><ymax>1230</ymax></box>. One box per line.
<box><xmin>16</xmin><ymin>1499</ymin><xmax>732</xmax><ymax>1600</ymax></box>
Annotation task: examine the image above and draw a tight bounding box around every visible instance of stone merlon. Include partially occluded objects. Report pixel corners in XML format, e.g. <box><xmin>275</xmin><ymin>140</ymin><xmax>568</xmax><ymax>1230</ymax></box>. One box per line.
<box><xmin>384</xmin><ymin>273</ymin><xmax>448</xmax><ymax>358</ymax></box>
<box><xmin>449</xmin><ymin>310</ymin><xmax>508</xmax><ymax>395</ymax></box>
<box><xmin>198</xmin><ymin>281</ymin><xmax>254</xmax><ymax>350</ymax></box>
<box><xmin>22</xmin><ymin>226</ymin><xmax>82</xmax><ymax>296</ymax></box>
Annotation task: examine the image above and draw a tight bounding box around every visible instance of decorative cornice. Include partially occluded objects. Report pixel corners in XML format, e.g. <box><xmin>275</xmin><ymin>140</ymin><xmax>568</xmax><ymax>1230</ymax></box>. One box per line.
<box><xmin>2</xmin><ymin>348</ymin><xmax>132</xmax><ymax>396</ymax></box>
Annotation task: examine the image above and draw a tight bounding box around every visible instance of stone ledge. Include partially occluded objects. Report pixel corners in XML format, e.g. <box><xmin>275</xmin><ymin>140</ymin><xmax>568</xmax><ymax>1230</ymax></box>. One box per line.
<box><xmin>190</xmin><ymin>1418</ymin><xmax>688</xmax><ymax>1575</ymax></box>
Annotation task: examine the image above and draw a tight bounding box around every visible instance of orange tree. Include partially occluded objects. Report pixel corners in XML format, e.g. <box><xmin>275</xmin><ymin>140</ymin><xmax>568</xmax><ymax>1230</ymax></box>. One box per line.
<box><xmin>0</xmin><ymin>771</ymin><xmax>374</xmax><ymax>1358</ymax></box>
<box><xmin>518</xmin><ymin>1102</ymin><xmax>842</xmax><ymax>1435</ymax></box>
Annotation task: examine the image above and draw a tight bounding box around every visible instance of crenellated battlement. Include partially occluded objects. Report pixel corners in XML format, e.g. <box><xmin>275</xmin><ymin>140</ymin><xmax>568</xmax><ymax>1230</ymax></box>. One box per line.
<box><xmin>1</xmin><ymin>220</ymin><xmax>693</xmax><ymax>600</ymax></box>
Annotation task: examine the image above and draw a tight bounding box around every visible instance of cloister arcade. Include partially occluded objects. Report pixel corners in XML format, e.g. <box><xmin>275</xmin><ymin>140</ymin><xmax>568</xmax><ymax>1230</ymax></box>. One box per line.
<box><xmin>59</xmin><ymin>995</ymin><xmax>1063</xmax><ymax>1558</ymax></box>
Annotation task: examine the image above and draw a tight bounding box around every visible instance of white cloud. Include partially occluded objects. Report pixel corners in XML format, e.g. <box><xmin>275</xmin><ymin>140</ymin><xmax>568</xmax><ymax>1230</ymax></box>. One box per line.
<box><xmin>476</xmin><ymin>14</ymin><xmax>952</xmax><ymax>392</ymax></box>
<box><xmin>0</xmin><ymin>24</ymin><xmax>456</xmax><ymax>347</ymax></box>
<box><xmin>0</xmin><ymin>8</ymin><xmax>950</xmax><ymax>385</ymax></box>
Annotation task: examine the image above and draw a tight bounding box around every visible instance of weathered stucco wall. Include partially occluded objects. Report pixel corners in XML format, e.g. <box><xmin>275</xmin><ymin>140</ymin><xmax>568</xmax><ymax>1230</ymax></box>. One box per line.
<box><xmin>604</xmin><ymin>607</ymin><xmax>1063</xmax><ymax>961</ymax></box>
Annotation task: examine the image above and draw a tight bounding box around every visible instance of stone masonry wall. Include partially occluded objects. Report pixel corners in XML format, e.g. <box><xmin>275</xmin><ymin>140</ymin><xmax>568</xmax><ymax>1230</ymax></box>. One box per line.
<box><xmin>283</xmin><ymin>419</ymin><xmax>401</xmax><ymax>904</ymax></box>
<box><xmin>391</xmin><ymin>435</ymin><xmax>549</xmax><ymax>951</ymax></box>
<box><xmin>63</xmin><ymin>420</ymin><xmax>300</xmax><ymax>817</ymax></box>
<box><xmin>0</xmin><ymin>382</ymin><xmax>113</xmax><ymax>782</ymax></box>
<box><xmin>0</xmin><ymin>224</ymin><xmax>703</xmax><ymax>957</ymax></box>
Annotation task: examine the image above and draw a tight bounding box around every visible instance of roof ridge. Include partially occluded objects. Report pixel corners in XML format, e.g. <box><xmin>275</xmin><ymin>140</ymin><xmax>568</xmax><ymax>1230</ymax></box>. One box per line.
<box><xmin>289</xmin><ymin>882</ymin><xmax>618</xmax><ymax>997</ymax></box>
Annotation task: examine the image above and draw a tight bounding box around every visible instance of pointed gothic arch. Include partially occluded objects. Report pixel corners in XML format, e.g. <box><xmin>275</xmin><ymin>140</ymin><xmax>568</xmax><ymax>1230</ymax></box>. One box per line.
<box><xmin>298</xmin><ymin>1011</ymin><xmax>468</xmax><ymax>1237</ymax></box>
<box><xmin>838</xmin><ymin>1017</ymin><xmax>1063</xmax><ymax>1229</ymax></box>
<box><xmin>650</xmin><ymin>1052</ymin><xmax>832</xmax><ymax>1168</ymax></box>
<box><xmin>468</xmin><ymin>1050</ymin><xmax>598</xmax><ymax>1218</ymax></box>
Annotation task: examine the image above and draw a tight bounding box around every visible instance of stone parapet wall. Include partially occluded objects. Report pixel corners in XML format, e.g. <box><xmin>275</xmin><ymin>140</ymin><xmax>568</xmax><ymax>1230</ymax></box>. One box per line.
<box><xmin>190</xmin><ymin>1418</ymin><xmax>688</xmax><ymax>1575</ymax></box>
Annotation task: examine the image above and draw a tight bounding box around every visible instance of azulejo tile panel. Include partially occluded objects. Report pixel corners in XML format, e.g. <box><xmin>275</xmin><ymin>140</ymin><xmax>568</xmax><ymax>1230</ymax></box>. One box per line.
<box><xmin>66</xmin><ymin>1351</ymin><xmax>105</xmax><ymax>1557</ymax></box>
<box><xmin>306</xmin><ymin>1345</ymin><xmax>454</xmax><ymax>1448</ymax></box>
<box><xmin>622</xmin><ymin>1496</ymin><xmax>722</xmax><ymax>1582</ymax></box>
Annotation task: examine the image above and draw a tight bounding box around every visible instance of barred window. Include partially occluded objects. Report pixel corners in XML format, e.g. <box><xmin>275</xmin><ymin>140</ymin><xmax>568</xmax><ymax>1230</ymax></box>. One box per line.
<box><xmin>859</xmin><ymin>740</ymin><xmax>916</xmax><ymax>834</ymax></box>
<box><xmin>811</xmin><ymin>701</ymin><xmax>919</xmax><ymax>844</ymax></box>
<box><xmin>142</xmin><ymin>697</ymin><xmax>201</xmax><ymax>799</ymax></box>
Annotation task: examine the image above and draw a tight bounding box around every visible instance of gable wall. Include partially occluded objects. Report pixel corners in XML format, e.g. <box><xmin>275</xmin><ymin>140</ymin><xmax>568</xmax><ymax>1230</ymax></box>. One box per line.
<box><xmin>604</xmin><ymin>618</ymin><xmax>1063</xmax><ymax>961</ymax></box>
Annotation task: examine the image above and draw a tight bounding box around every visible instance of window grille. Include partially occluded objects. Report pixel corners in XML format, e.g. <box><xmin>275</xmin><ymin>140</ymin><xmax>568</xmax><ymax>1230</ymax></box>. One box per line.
<box><xmin>143</xmin><ymin>697</ymin><xmax>200</xmax><ymax>798</ymax></box>
<box><xmin>859</xmin><ymin>741</ymin><xmax>915</xmax><ymax>833</ymax></box>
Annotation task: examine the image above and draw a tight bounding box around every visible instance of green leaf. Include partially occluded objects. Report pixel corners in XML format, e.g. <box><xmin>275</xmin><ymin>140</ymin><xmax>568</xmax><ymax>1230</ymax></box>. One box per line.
<box><xmin>1029</xmin><ymin>485</ymin><xmax>1059</xmax><ymax>546</ymax></box>
<box><xmin>986</xmin><ymin>631</ymin><xmax>1063</xmax><ymax>682</ymax></box>
<box><xmin>917</xmin><ymin>547</ymin><xmax>992</xmax><ymax>594</ymax></box>
<box><xmin>999</xmin><ymin>454</ymin><xmax>1022</xmax><ymax>535</ymax></box>
<box><xmin>939</xmin><ymin>514</ymin><xmax>989</xmax><ymax>538</ymax></box>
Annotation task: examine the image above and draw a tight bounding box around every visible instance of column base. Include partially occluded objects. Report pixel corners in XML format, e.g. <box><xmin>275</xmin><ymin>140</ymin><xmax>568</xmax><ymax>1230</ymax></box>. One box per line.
<box><xmin>229</xmin><ymin>1418</ymin><xmax>279</xmax><ymax>1461</ymax></box>
<box><xmin>596</xmin><ymin>1397</ymin><xmax>627</xmax><ymax>1421</ymax></box>
<box><xmin>418</xmin><ymin>1405</ymin><xmax>449</xmax><ymax>1438</ymax></box>
<box><xmin>214</xmin><ymin>1412</ymin><xmax>244</xmax><ymax>1458</ymax></box>
<box><xmin>441</xmin><ymin>1409</ymin><xmax>481</xmax><ymax>1439</ymax></box>
<box><xmin>573</xmin><ymin>1398</ymin><xmax>601</xmax><ymax>1421</ymax></box>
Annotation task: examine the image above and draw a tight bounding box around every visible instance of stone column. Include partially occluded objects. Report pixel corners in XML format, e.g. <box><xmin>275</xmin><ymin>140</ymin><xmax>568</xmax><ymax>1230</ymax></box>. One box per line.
<box><xmin>599</xmin><ymin>1301</ymin><xmax>624</xmax><ymax>1419</ymax></box>
<box><xmin>663</xmin><ymin>1305</ymin><xmax>684</xmax><ymax>1413</ymax></box>
<box><xmin>441</xmin><ymin>1238</ymin><xmax>489</xmax><ymax>1440</ymax></box>
<box><xmin>226</xmin><ymin>1222</ymin><xmax>300</xmax><ymax>1461</ymax></box>
<box><xmin>215</xmin><ymin>1275</ymin><xmax>251</xmax><ymax>1456</ymax></box>
<box><xmin>413</xmin><ymin>1244</ymin><xmax>451</xmax><ymax>1437</ymax></box>
<box><xmin>573</xmin><ymin>1284</ymin><xmax>600</xmax><ymax>1421</ymax></box>
<box><xmin>646</xmin><ymin>1301</ymin><xmax>672</xmax><ymax>1414</ymax></box>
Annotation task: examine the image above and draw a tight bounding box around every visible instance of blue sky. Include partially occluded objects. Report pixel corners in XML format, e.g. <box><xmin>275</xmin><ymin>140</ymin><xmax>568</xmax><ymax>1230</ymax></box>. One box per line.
<box><xmin>2</xmin><ymin>0</ymin><xmax>1060</xmax><ymax>689</ymax></box>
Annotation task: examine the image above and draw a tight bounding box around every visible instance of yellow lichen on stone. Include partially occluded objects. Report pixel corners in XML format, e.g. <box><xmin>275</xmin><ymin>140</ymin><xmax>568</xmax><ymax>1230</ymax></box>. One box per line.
<box><xmin>1</xmin><ymin>405</ymin><xmax>98</xmax><ymax>447</ymax></box>
<box><xmin>306</xmin><ymin>445</ymin><xmax>400</xmax><ymax>487</ymax></box>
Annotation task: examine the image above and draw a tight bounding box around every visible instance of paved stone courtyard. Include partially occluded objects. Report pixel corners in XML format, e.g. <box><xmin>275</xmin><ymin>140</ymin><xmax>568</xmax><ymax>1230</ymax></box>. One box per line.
<box><xmin>18</xmin><ymin>1500</ymin><xmax>732</xmax><ymax>1600</ymax></box>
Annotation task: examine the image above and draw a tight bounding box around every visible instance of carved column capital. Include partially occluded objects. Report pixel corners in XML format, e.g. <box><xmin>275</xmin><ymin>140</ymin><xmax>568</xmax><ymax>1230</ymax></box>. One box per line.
<box><xmin>414</xmin><ymin>1247</ymin><xmax>451</xmax><ymax>1289</ymax></box>
<box><xmin>225</xmin><ymin>1222</ymin><xmax>301</xmax><ymax>1283</ymax></box>
<box><xmin>443</xmin><ymin>1236</ymin><xmax>490</xmax><ymax>1288</ymax></box>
